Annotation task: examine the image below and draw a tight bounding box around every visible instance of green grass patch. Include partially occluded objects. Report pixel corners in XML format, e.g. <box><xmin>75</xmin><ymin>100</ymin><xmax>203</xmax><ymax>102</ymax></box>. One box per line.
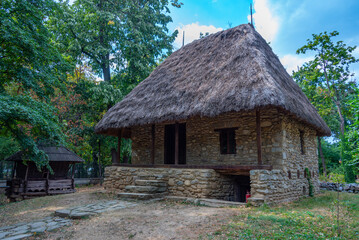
<box><xmin>206</xmin><ymin>192</ymin><xmax>359</xmax><ymax>240</ymax></box>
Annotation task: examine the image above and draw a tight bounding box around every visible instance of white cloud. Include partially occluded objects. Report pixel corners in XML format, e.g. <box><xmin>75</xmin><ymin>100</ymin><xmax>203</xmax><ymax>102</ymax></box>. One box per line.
<box><xmin>280</xmin><ymin>54</ymin><xmax>312</xmax><ymax>74</ymax></box>
<box><xmin>174</xmin><ymin>22</ymin><xmax>223</xmax><ymax>48</ymax></box>
<box><xmin>248</xmin><ymin>0</ymin><xmax>280</xmax><ymax>43</ymax></box>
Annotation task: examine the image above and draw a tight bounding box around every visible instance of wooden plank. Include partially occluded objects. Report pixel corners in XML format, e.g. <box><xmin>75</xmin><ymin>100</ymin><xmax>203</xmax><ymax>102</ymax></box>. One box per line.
<box><xmin>151</xmin><ymin>124</ymin><xmax>155</xmax><ymax>165</ymax></box>
<box><xmin>256</xmin><ymin>109</ymin><xmax>262</xmax><ymax>165</ymax></box>
<box><xmin>175</xmin><ymin>122</ymin><xmax>179</xmax><ymax>165</ymax></box>
<box><xmin>48</xmin><ymin>189</ymin><xmax>75</xmax><ymax>194</ymax></box>
<box><xmin>113</xmin><ymin>163</ymin><xmax>272</xmax><ymax>171</ymax></box>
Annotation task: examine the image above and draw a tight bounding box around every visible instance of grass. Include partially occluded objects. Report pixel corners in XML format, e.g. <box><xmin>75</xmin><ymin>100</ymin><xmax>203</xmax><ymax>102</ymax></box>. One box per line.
<box><xmin>206</xmin><ymin>191</ymin><xmax>359</xmax><ymax>240</ymax></box>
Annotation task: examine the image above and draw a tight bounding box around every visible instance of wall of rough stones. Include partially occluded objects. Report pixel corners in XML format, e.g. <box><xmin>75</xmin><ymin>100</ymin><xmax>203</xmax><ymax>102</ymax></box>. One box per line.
<box><xmin>117</xmin><ymin>108</ymin><xmax>321</xmax><ymax>205</ymax></box>
<box><xmin>132</xmin><ymin>109</ymin><xmax>284</xmax><ymax>167</ymax></box>
<box><xmin>104</xmin><ymin>166</ymin><xmax>235</xmax><ymax>200</ymax></box>
<box><xmin>249</xmin><ymin>117</ymin><xmax>320</xmax><ymax>205</ymax></box>
<box><xmin>320</xmin><ymin>182</ymin><xmax>359</xmax><ymax>193</ymax></box>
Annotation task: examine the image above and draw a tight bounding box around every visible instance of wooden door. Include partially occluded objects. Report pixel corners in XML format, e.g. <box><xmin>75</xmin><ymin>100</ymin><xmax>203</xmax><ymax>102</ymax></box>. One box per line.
<box><xmin>164</xmin><ymin>123</ymin><xmax>186</xmax><ymax>164</ymax></box>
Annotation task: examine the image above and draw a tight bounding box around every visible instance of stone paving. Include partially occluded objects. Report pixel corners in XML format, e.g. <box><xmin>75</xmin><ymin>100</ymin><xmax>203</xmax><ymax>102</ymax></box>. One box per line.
<box><xmin>0</xmin><ymin>216</ymin><xmax>71</xmax><ymax>240</ymax></box>
<box><xmin>55</xmin><ymin>200</ymin><xmax>137</xmax><ymax>219</ymax></box>
<box><xmin>0</xmin><ymin>200</ymin><xmax>137</xmax><ymax>240</ymax></box>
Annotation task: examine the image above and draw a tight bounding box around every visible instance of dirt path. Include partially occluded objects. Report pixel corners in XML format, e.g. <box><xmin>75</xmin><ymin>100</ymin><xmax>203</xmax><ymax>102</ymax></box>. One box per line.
<box><xmin>39</xmin><ymin>200</ymin><xmax>242</xmax><ymax>240</ymax></box>
<box><xmin>0</xmin><ymin>186</ymin><xmax>114</xmax><ymax>227</ymax></box>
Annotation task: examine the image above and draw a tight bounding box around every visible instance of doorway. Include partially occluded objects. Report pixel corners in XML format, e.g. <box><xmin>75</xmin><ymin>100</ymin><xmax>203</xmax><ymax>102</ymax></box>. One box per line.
<box><xmin>164</xmin><ymin>123</ymin><xmax>186</xmax><ymax>164</ymax></box>
<box><xmin>233</xmin><ymin>175</ymin><xmax>251</xmax><ymax>202</ymax></box>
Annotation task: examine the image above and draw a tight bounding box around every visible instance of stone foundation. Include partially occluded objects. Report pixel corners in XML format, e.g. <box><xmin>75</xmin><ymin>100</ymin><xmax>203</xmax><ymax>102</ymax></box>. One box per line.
<box><xmin>249</xmin><ymin>169</ymin><xmax>320</xmax><ymax>206</ymax></box>
<box><xmin>104</xmin><ymin>166</ymin><xmax>235</xmax><ymax>200</ymax></box>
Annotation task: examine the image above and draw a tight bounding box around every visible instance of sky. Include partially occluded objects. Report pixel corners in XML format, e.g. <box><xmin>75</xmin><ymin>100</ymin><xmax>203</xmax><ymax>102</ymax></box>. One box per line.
<box><xmin>167</xmin><ymin>0</ymin><xmax>359</xmax><ymax>76</ymax></box>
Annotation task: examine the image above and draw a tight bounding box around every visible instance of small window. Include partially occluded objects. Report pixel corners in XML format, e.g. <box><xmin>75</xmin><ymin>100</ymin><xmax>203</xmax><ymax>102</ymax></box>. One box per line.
<box><xmin>299</xmin><ymin>130</ymin><xmax>305</xmax><ymax>154</ymax></box>
<box><xmin>288</xmin><ymin>170</ymin><xmax>292</xmax><ymax>179</ymax></box>
<box><xmin>297</xmin><ymin>170</ymin><xmax>300</xmax><ymax>178</ymax></box>
<box><xmin>217</xmin><ymin>128</ymin><xmax>237</xmax><ymax>154</ymax></box>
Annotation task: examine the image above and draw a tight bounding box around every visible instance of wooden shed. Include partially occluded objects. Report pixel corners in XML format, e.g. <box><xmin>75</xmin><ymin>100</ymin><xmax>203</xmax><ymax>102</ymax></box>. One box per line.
<box><xmin>5</xmin><ymin>146</ymin><xmax>84</xmax><ymax>201</ymax></box>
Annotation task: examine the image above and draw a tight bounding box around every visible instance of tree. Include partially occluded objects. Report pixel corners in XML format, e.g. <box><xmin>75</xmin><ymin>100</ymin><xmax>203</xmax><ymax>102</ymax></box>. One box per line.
<box><xmin>0</xmin><ymin>0</ymin><xmax>72</xmax><ymax>168</ymax></box>
<box><xmin>294</xmin><ymin>31</ymin><xmax>358</xmax><ymax>182</ymax></box>
<box><xmin>50</xmin><ymin>0</ymin><xmax>182</xmax><ymax>83</ymax></box>
<box><xmin>345</xmin><ymin>88</ymin><xmax>359</xmax><ymax>173</ymax></box>
<box><xmin>295</xmin><ymin>31</ymin><xmax>358</xmax><ymax>136</ymax></box>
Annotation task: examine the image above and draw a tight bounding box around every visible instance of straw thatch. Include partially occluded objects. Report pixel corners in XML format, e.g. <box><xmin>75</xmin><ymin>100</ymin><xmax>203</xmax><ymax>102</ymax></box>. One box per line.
<box><xmin>96</xmin><ymin>24</ymin><xmax>331</xmax><ymax>136</ymax></box>
<box><xmin>6</xmin><ymin>146</ymin><xmax>84</xmax><ymax>163</ymax></box>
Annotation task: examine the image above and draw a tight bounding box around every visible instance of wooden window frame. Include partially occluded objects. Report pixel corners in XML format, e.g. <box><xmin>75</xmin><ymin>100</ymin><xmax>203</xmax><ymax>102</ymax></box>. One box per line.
<box><xmin>215</xmin><ymin>128</ymin><xmax>237</xmax><ymax>155</ymax></box>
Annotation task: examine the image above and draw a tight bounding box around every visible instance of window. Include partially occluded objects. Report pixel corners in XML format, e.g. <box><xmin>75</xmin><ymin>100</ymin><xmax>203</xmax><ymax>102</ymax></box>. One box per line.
<box><xmin>216</xmin><ymin>128</ymin><xmax>237</xmax><ymax>154</ymax></box>
<box><xmin>299</xmin><ymin>130</ymin><xmax>305</xmax><ymax>154</ymax></box>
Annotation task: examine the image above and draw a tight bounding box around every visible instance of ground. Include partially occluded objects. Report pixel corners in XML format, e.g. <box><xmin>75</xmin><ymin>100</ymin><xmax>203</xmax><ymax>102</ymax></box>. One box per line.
<box><xmin>0</xmin><ymin>186</ymin><xmax>358</xmax><ymax>239</ymax></box>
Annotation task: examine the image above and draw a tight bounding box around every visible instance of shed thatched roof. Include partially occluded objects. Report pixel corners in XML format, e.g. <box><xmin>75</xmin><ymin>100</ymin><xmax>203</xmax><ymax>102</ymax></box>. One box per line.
<box><xmin>6</xmin><ymin>146</ymin><xmax>84</xmax><ymax>163</ymax></box>
<box><xmin>96</xmin><ymin>24</ymin><xmax>331</xmax><ymax>136</ymax></box>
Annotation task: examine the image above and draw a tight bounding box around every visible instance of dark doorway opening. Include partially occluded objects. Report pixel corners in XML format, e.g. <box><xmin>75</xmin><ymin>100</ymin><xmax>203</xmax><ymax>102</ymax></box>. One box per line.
<box><xmin>233</xmin><ymin>175</ymin><xmax>251</xmax><ymax>202</ymax></box>
<box><xmin>164</xmin><ymin>123</ymin><xmax>186</xmax><ymax>164</ymax></box>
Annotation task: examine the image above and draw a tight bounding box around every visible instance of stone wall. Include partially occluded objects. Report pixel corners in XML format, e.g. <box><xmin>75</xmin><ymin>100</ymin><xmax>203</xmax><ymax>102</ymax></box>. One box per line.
<box><xmin>281</xmin><ymin>116</ymin><xmax>320</xmax><ymax>194</ymax></box>
<box><xmin>249</xmin><ymin>169</ymin><xmax>316</xmax><ymax>205</ymax></box>
<box><xmin>249</xmin><ymin>117</ymin><xmax>320</xmax><ymax>205</ymax></box>
<box><xmin>117</xmin><ymin>108</ymin><xmax>322</xmax><ymax>205</ymax></box>
<box><xmin>132</xmin><ymin>109</ymin><xmax>284</xmax><ymax>167</ymax></box>
<box><xmin>320</xmin><ymin>182</ymin><xmax>359</xmax><ymax>193</ymax></box>
<box><xmin>104</xmin><ymin>166</ymin><xmax>235</xmax><ymax>200</ymax></box>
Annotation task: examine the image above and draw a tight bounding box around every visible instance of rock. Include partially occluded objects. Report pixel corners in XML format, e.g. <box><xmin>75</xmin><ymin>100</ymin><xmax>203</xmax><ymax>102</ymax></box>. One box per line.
<box><xmin>2</xmin><ymin>233</ymin><xmax>33</xmax><ymax>240</ymax></box>
<box><xmin>55</xmin><ymin>209</ymin><xmax>72</xmax><ymax>218</ymax></box>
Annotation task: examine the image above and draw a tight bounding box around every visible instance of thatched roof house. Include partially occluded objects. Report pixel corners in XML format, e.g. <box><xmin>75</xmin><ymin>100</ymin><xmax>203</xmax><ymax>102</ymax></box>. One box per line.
<box><xmin>96</xmin><ymin>24</ymin><xmax>330</xmax><ymax>205</ymax></box>
<box><xmin>96</xmin><ymin>24</ymin><xmax>330</xmax><ymax>137</ymax></box>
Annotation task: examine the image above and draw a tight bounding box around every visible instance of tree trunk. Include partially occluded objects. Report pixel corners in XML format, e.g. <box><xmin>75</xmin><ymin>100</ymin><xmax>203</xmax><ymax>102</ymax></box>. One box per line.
<box><xmin>318</xmin><ymin>136</ymin><xmax>327</xmax><ymax>176</ymax></box>
<box><xmin>102</xmin><ymin>61</ymin><xmax>111</xmax><ymax>82</ymax></box>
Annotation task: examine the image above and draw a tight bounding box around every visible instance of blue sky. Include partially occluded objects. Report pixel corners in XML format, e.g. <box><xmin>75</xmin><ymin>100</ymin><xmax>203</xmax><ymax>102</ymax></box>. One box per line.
<box><xmin>167</xmin><ymin>0</ymin><xmax>359</xmax><ymax>75</ymax></box>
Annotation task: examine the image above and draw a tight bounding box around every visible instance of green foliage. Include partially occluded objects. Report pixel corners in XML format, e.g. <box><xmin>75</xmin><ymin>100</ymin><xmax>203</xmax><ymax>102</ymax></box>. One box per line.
<box><xmin>293</xmin><ymin>31</ymin><xmax>359</xmax><ymax>181</ymax></box>
<box><xmin>49</xmin><ymin>0</ymin><xmax>180</xmax><ymax>83</ymax></box>
<box><xmin>0</xmin><ymin>95</ymin><xmax>65</xmax><ymax>168</ymax></box>
<box><xmin>207</xmin><ymin>192</ymin><xmax>359</xmax><ymax>239</ymax></box>
<box><xmin>345</xmin><ymin>88</ymin><xmax>359</xmax><ymax>173</ymax></box>
<box><xmin>305</xmin><ymin>167</ymin><xmax>314</xmax><ymax>197</ymax></box>
<box><xmin>0</xmin><ymin>0</ymin><xmax>72</xmax><ymax>168</ymax></box>
<box><xmin>294</xmin><ymin>31</ymin><xmax>358</xmax><ymax>137</ymax></box>
<box><xmin>0</xmin><ymin>137</ymin><xmax>19</xmax><ymax>178</ymax></box>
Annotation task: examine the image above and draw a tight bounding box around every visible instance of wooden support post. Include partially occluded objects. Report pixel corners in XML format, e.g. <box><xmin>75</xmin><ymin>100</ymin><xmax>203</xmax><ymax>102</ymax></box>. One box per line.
<box><xmin>46</xmin><ymin>169</ymin><xmax>49</xmax><ymax>194</ymax></box>
<box><xmin>71</xmin><ymin>163</ymin><xmax>75</xmax><ymax>189</ymax></box>
<box><xmin>256</xmin><ymin>110</ymin><xmax>262</xmax><ymax>165</ymax></box>
<box><xmin>175</xmin><ymin>122</ymin><xmax>179</xmax><ymax>165</ymax></box>
<box><xmin>24</xmin><ymin>164</ymin><xmax>29</xmax><ymax>194</ymax></box>
<box><xmin>117</xmin><ymin>129</ymin><xmax>122</xmax><ymax>164</ymax></box>
<box><xmin>151</xmin><ymin>124</ymin><xmax>155</xmax><ymax>165</ymax></box>
<box><xmin>11</xmin><ymin>161</ymin><xmax>17</xmax><ymax>179</ymax></box>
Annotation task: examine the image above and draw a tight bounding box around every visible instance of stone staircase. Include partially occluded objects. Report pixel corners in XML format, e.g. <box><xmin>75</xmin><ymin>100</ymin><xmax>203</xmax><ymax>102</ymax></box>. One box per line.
<box><xmin>118</xmin><ymin>173</ymin><xmax>168</xmax><ymax>200</ymax></box>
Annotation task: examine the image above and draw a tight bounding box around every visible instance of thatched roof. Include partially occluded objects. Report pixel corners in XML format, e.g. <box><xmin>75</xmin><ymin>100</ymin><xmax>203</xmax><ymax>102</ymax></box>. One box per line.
<box><xmin>6</xmin><ymin>146</ymin><xmax>84</xmax><ymax>163</ymax></box>
<box><xmin>96</xmin><ymin>24</ymin><xmax>331</xmax><ymax>136</ymax></box>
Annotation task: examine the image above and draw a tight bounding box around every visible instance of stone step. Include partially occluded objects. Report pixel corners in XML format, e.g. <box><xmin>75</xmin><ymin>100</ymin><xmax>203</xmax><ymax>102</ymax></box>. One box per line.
<box><xmin>125</xmin><ymin>185</ymin><xmax>167</xmax><ymax>193</ymax></box>
<box><xmin>134</xmin><ymin>179</ymin><xmax>167</xmax><ymax>187</ymax></box>
<box><xmin>118</xmin><ymin>192</ymin><xmax>166</xmax><ymax>200</ymax></box>
<box><xmin>136</xmin><ymin>173</ymin><xmax>168</xmax><ymax>181</ymax></box>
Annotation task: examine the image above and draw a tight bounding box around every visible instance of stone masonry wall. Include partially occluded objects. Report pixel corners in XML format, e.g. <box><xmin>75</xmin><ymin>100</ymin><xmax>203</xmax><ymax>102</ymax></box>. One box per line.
<box><xmin>132</xmin><ymin>109</ymin><xmax>284</xmax><ymax>167</ymax></box>
<box><xmin>104</xmin><ymin>166</ymin><xmax>235</xmax><ymax>200</ymax></box>
<box><xmin>120</xmin><ymin>108</ymin><xmax>321</xmax><ymax>205</ymax></box>
<box><xmin>249</xmin><ymin>116</ymin><xmax>320</xmax><ymax>205</ymax></box>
